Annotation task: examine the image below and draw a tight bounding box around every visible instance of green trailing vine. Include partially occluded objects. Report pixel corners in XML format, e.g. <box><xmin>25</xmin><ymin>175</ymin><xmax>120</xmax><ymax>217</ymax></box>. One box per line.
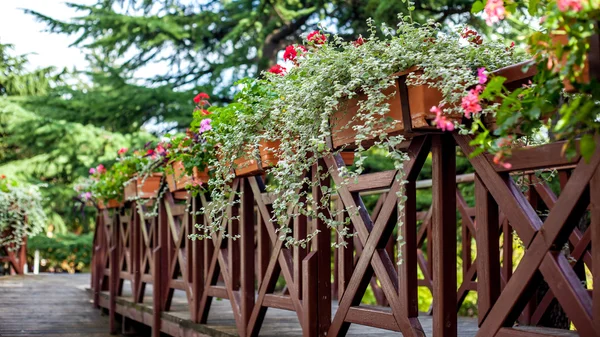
<box><xmin>0</xmin><ymin>175</ymin><xmax>46</xmax><ymax>249</ymax></box>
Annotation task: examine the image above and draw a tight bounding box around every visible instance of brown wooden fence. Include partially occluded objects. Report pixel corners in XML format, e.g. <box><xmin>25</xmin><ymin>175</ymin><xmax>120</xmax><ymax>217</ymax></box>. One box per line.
<box><xmin>91</xmin><ymin>135</ymin><xmax>600</xmax><ymax>337</ymax></box>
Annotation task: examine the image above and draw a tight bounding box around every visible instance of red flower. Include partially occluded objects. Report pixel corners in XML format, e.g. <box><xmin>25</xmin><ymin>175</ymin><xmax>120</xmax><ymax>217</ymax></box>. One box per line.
<box><xmin>307</xmin><ymin>31</ymin><xmax>327</xmax><ymax>45</ymax></box>
<box><xmin>201</xmin><ymin>109</ymin><xmax>211</xmax><ymax>115</ymax></box>
<box><xmin>461</xmin><ymin>28</ymin><xmax>483</xmax><ymax>45</ymax></box>
<box><xmin>283</xmin><ymin>45</ymin><xmax>307</xmax><ymax>62</ymax></box>
<box><xmin>0</xmin><ymin>174</ymin><xmax>5</xmax><ymax>179</ymax></box>
<box><xmin>96</xmin><ymin>164</ymin><xmax>106</xmax><ymax>174</ymax></box>
<box><xmin>146</xmin><ymin>149</ymin><xmax>156</xmax><ymax>159</ymax></box>
<box><xmin>353</xmin><ymin>36</ymin><xmax>365</xmax><ymax>47</ymax></box>
<box><xmin>193</xmin><ymin>92</ymin><xmax>210</xmax><ymax>104</ymax></box>
<box><xmin>268</xmin><ymin>64</ymin><xmax>287</xmax><ymax>75</ymax></box>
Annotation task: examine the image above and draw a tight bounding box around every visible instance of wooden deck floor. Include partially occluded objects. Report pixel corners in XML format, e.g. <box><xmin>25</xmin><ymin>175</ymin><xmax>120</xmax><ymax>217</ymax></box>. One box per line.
<box><xmin>0</xmin><ymin>274</ymin><xmax>578</xmax><ymax>337</ymax></box>
<box><xmin>0</xmin><ymin>273</ymin><xmax>116</xmax><ymax>337</ymax></box>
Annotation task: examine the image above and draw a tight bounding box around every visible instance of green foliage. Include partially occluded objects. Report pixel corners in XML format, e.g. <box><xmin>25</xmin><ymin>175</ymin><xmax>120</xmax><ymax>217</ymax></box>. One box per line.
<box><xmin>0</xmin><ymin>98</ymin><xmax>154</xmax><ymax>232</ymax></box>
<box><xmin>26</xmin><ymin>0</ymin><xmax>486</xmax><ymax>103</ymax></box>
<box><xmin>28</xmin><ymin>232</ymin><xmax>93</xmax><ymax>273</ymax></box>
<box><xmin>0</xmin><ymin>43</ymin><xmax>59</xmax><ymax>97</ymax></box>
<box><xmin>470</xmin><ymin>0</ymin><xmax>600</xmax><ymax>162</ymax></box>
<box><xmin>0</xmin><ymin>176</ymin><xmax>46</xmax><ymax>249</ymax></box>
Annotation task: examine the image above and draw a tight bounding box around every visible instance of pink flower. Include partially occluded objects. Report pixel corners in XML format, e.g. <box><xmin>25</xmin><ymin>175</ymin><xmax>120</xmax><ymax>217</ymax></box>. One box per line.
<box><xmin>268</xmin><ymin>64</ymin><xmax>287</xmax><ymax>75</ymax></box>
<box><xmin>96</xmin><ymin>164</ymin><xmax>106</xmax><ymax>174</ymax></box>
<box><xmin>477</xmin><ymin>67</ymin><xmax>488</xmax><ymax>84</ymax></box>
<box><xmin>194</xmin><ymin>93</ymin><xmax>210</xmax><ymax>104</ymax></box>
<box><xmin>156</xmin><ymin>144</ymin><xmax>167</xmax><ymax>156</ymax></box>
<box><xmin>431</xmin><ymin>106</ymin><xmax>455</xmax><ymax>132</ymax></box>
<box><xmin>283</xmin><ymin>45</ymin><xmax>307</xmax><ymax>62</ymax></box>
<box><xmin>89</xmin><ymin>167</ymin><xmax>96</xmax><ymax>175</ymax></box>
<box><xmin>485</xmin><ymin>0</ymin><xmax>506</xmax><ymax>26</ymax></box>
<box><xmin>461</xmin><ymin>87</ymin><xmax>483</xmax><ymax>119</ymax></box>
<box><xmin>307</xmin><ymin>31</ymin><xmax>327</xmax><ymax>45</ymax></box>
<box><xmin>199</xmin><ymin>118</ymin><xmax>212</xmax><ymax>133</ymax></box>
<box><xmin>80</xmin><ymin>192</ymin><xmax>92</xmax><ymax>201</ymax></box>
<box><xmin>118</xmin><ymin>147</ymin><xmax>128</xmax><ymax>155</ymax></box>
<box><xmin>557</xmin><ymin>0</ymin><xmax>582</xmax><ymax>11</ymax></box>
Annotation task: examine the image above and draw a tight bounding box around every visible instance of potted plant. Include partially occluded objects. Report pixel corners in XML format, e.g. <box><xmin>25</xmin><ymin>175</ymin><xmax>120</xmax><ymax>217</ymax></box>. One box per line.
<box><xmin>244</xmin><ymin>19</ymin><xmax>526</xmax><ymax>244</ymax></box>
<box><xmin>0</xmin><ymin>175</ymin><xmax>46</xmax><ymax>249</ymax></box>
<box><xmin>468</xmin><ymin>0</ymin><xmax>600</xmax><ymax>164</ymax></box>
<box><xmin>122</xmin><ymin>144</ymin><xmax>166</xmax><ymax>200</ymax></box>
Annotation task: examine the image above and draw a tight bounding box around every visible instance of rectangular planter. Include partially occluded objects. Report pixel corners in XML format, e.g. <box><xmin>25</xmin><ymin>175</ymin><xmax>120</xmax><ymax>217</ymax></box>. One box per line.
<box><xmin>124</xmin><ymin>173</ymin><xmax>163</xmax><ymax>200</ymax></box>
<box><xmin>166</xmin><ymin>161</ymin><xmax>209</xmax><ymax>192</ymax></box>
<box><xmin>330</xmin><ymin>68</ymin><xmax>447</xmax><ymax>149</ymax></box>
<box><xmin>551</xmin><ymin>29</ymin><xmax>600</xmax><ymax>93</ymax></box>
<box><xmin>234</xmin><ymin>140</ymin><xmax>281</xmax><ymax>177</ymax></box>
<box><xmin>97</xmin><ymin>199</ymin><xmax>122</xmax><ymax>210</ymax></box>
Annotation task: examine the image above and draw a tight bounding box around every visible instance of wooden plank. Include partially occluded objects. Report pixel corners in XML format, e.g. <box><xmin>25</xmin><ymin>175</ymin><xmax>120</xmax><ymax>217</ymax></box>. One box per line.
<box><xmin>346</xmin><ymin>171</ymin><xmax>396</xmax><ymax>192</ymax></box>
<box><xmin>431</xmin><ymin>134</ymin><xmax>457</xmax><ymax>337</ymax></box>
<box><xmin>485</xmin><ymin>140</ymin><xmax>580</xmax><ymax>173</ymax></box>
<box><xmin>262</xmin><ymin>294</ymin><xmax>295</xmax><ymax>311</ymax></box>
<box><xmin>346</xmin><ymin>307</ymin><xmax>400</xmax><ymax>332</ymax></box>
<box><xmin>475</xmin><ymin>174</ymin><xmax>500</xmax><ymax>325</ymax></box>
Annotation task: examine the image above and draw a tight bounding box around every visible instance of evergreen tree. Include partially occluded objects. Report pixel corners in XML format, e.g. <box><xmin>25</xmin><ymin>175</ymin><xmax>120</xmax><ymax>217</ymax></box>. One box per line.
<box><xmin>27</xmin><ymin>0</ymin><xmax>480</xmax><ymax>100</ymax></box>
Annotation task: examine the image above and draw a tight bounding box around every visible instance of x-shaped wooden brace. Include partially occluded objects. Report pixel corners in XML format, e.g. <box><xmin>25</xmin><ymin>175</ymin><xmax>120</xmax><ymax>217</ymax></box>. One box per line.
<box><xmin>325</xmin><ymin>135</ymin><xmax>431</xmax><ymax>337</ymax></box>
<box><xmin>162</xmin><ymin>191</ymin><xmax>194</xmax><ymax>312</ymax></box>
<box><xmin>455</xmin><ymin>134</ymin><xmax>600</xmax><ymax>337</ymax></box>
<box><xmin>527</xmin><ymin>177</ymin><xmax>594</xmax><ymax>325</ymax></box>
<box><xmin>135</xmin><ymin>202</ymin><xmax>157</xmax><ymax>303</ymax></box>
<box><xmin>197</xmin><ymin>178</ymin><xmax>255</xmax><ymax>337</ymax></box>
<box><xmin>116</xmin><ymin>211</ymin><xmax>132</xmax><ymax>296</ymax></box>
<box><xmin>246</xmin><ymin>174</ymin><xmax>310</xmax><ymax>336</ymax></box>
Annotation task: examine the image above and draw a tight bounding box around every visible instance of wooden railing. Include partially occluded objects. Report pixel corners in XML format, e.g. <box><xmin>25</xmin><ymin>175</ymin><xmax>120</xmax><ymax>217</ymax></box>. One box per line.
<box><xmin>91</xmin><ymin>135</ymin><xmax>600</xmax><ymax>337</ymax></box>
<box><xmin>0</xmin><ymin>236</ymin><xmax>27</xmax><ymax>275</ymax></box>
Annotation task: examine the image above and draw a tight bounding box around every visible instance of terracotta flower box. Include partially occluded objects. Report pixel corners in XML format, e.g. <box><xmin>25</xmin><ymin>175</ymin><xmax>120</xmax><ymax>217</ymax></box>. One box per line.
<box><xmin>341</xmin><ymin>151</ymin><xmax>355</xmax><ymax>166</ymax></box>
<box><xmin>97</xmin><ymin>199</ymin><xmax>122</xmax><ymax>210</ymax></box>
<box><xmin>483</xmin><ymin>61</ymin><xmax>538</xmax><ymax>131</ymax></box>
<box><xmin>330</xmin><ymin>68</ymin><xmax>453</xmax><ymax>149</ymax></box>
<box><xmin>550</xmin><ymin>30</ymin><xmax>599</xmax><ymax>93</ymax></box>
<box><xmin>124</xmin><ymin>172</ymin><xmax>163</xmax><ymax>199</ymax></box>
<box><xmin>166</xmin><ymin>161</ymin><xmax>209</xmax><ymax>192</ymax></box>
<box><xmin>234</xmin><ymin>140</ymin><xmax>281</xmax><ymax>177</ymax></box>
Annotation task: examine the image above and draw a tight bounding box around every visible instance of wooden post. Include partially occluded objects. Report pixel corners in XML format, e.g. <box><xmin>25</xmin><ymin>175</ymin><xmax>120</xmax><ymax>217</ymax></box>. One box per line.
<box><xmin>312</xmin><ymin>160</ymin><xmax>331</xmax><ymax>337</ymax></box>
<box><xmin>431</xmin><ymin>134</ymin><xmax>457</xmax><ymax>337</ymax></box>
<box><xmin>109</xmin><ymin>212</ymin><xmax>119</xmax><ymax>335</ymax></box>
<box><xmin>591</xmin><ymin>166</ymin><xmax>600</xmax><ymax>335</ymax></box>
<box><xmin>191</xmin><ymin>195</ymin><xmax>204</xmax><ymax>323</ymax></box>
<box><xmin>399</xmin><ymin>178</ymin><xmax>418</xmax><ymax>318</ymax></box>
<box><xmin>152</xmin><ymin>245</ymin><xmax>162</xmax><ymax>337</ymax></box>
<box><xmin>303</xmin><ymin>251</ymin><xmax>318</xmax><ymax>337</ymax></box>
<box><xmin>240</xmin><ymin>178</ymin><xmax>255</xmax><ymax>336</ymax></box>
<box><xmin>131</xmin><ymin>203</ymin><xmax>141</xmax><ymax>303</ymax></box>
<box><xmin>475</xmin><ymin>174</ymin><xmax>500</xmax><ymax>324</ymax></box>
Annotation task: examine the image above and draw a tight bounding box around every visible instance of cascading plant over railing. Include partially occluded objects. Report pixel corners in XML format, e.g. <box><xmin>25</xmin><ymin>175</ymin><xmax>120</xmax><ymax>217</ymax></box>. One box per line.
<box><xmin>189</xmin><ymin>15</ymin><xmax>526</xmax><ymax>248</ymax></box>
<box><xmin>0</xmin><ymin>175</ymin><xmax>46</xmax><ymax>249</ymax></box>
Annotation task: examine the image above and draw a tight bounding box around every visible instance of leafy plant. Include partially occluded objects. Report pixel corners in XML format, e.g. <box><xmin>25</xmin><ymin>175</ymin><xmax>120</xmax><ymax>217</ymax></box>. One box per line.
<box><xmin>470</xmin><ymin>0</ymin><xmax>600</xmax><ymax>162</ymax></box>
<box><xmin>191</xmin><ymin>16</ymin><xmax>523</xmax><ymax>247</ymax></box>
<box><xmin>0</xmin><ymin>176</ymin><xmax>46</xmax><ymax>249</ymax></box>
